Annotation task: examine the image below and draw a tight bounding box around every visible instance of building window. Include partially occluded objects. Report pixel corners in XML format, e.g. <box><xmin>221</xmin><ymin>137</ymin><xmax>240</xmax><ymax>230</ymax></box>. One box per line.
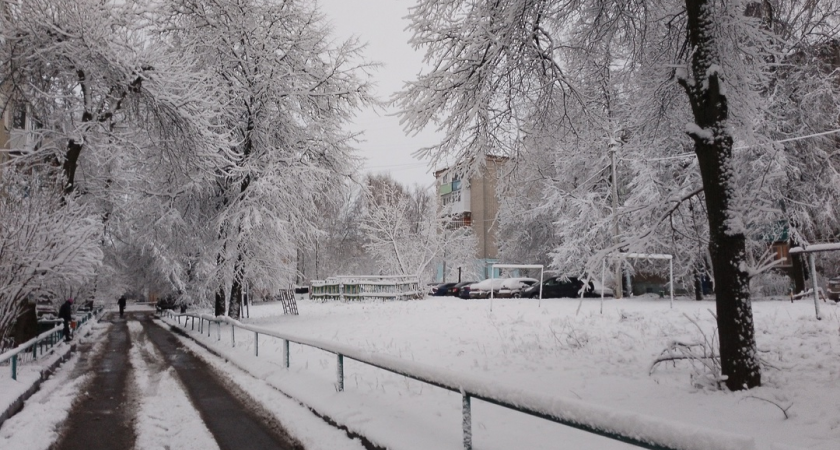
<box><xmin>12</xmin><ymin>103</ymin><xmax>26</xmax><ymax>129</ymax></box>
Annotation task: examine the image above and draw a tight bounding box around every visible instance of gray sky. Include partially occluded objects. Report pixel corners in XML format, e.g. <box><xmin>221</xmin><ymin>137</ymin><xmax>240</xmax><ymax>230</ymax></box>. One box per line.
<box><xmin>317</xmin><ymin>0</ymin><xmax>440</xmax><ymax>189</ymax></box>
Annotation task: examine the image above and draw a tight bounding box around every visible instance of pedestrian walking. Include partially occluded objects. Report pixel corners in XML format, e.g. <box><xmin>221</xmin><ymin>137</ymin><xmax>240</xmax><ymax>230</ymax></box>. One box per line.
<box><xmin>118</xmin><ymin>295</ymin><xmax>127</xmax><ymax>318</ymax></box>
<box><xmin>59</xmin><ymin>298</ymin><xmax>74</xmax><ymax>342</ymax></box>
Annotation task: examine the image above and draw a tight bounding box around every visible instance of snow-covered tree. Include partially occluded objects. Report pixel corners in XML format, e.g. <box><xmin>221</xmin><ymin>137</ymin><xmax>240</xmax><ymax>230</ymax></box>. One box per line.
<box><xmin>0</xmin><ymin>0</ymin><xmax>230</xmax><ymax>308</ymax></box>
<box><xmin>360</xmin><ymin>174</ymin><xmax>476</xmax><ymax>281</ymax></box>
<box><xmin>398</xmin><ymin>0</ymin><xmax>840</xmax><ymax>390</ymax></box>
<box><xmin>161</xmin><ymin>0</ymin><xmax>374</xmax><ymax>317</ymax></box>
<box><xmin>0</xmin><ymin>171</ymin><xmax>101</xmax><ymax>343</ymax></box>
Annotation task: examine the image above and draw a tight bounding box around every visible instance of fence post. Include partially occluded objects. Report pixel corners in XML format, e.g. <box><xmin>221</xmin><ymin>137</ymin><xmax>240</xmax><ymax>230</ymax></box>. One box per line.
<box><xmin>337</xmin><ymin>354</ymin><xmax>344</xmax><ymax>392</ymax></box>
<box><xmin>255</xmin><ymin>332</ymin><xmax>259</xmax><ymax>356</ymax></box>
<box><xmin>231</xmin><ymin>324</ymin><xmax>236</xmax><ymax>347</ymax></box>
<box><xmin>462</xmin><ymin>393</ymin><xmax>472</xmax><ymax>450</ymax></box>
<box><xmin>283</xmin><ymin>339</ymin><xmax>290</xmax><ymax>368</ymax></box>
<box><xmin>11</xmin><ymin>354</ymin><xmax>17</xmax><ymax>381</ymax></box>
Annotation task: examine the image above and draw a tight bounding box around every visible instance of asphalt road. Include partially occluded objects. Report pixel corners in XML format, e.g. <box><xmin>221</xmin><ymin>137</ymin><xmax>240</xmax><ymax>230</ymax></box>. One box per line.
<box><xmin>54</xmin><ymin>312</ymin><xmax>135</xmax><ymax>450</ymax></box>
<box><xmin>53</xmin><ymin>311</ymin><xmax>301</xmax><ymax>450</ymax></box>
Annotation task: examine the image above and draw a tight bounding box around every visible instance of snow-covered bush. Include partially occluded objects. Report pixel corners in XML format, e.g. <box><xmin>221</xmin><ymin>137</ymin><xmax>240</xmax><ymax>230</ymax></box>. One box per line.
<box><xmin>750</xmin><ymin>272</ymin><xmax>794</xmax><ymax>298</ymax></box>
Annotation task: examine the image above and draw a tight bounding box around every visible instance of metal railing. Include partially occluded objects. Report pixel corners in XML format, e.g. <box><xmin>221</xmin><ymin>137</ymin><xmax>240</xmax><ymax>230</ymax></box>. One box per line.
<box><xmin>310</xmin><ymin>275</ymin><xmax>423</xmax><ymax>301</ymax></box>
<box><xmin>160</xmin><ymin>310</ymin><xmax>754</xmax><ymax>450</ymax></box>
<box><xmin>0</xmin><ymin>307</ymin><xmax>102</xmax><ymax>380</ymax></box>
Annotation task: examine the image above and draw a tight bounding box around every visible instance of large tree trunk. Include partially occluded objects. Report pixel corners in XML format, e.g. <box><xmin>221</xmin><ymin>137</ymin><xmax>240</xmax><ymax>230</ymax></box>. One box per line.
<box><xmin>214</xmin><ymin>285</ymin><xmax>226</xmax><ymax>316</ymax></box>
<box><xmin>229</xmin><ymin>277</ymin><xmax>243</xmax><ymax>319</ymax></box>
<box><xmin>63</xmin><ymin>140</ymin><xmax>83</xmax><ymax>195</ymax></box>
<box><xmin>682</xmin><ymin>0</ymin><xmax>761</xmax><ymax>390</ymax></box>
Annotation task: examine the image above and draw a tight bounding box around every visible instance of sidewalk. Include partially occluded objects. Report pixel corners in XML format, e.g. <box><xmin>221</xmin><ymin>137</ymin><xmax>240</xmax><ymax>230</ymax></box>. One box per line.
<box><xmin>2</xmin><ymin>310</ymin><xmax>363</xmax><ymax>450</ymax></box>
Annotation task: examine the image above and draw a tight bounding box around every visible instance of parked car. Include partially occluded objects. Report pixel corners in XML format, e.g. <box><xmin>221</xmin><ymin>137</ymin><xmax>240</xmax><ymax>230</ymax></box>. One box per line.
<box><xmin>828</xmin><ymin>278</ymin><xmax>840</xmax><ymax>302</ymax></box>
<box><xmin>155</xmin><ymin>295</ymin><xmax>179</xmax><ymax>311</ymax></box>
<box><xmin>426</xmin><ymin>283</ymin><xmax>439</xmax><ymax>295</ymax></box>
<box><xmin>590</xmin><ymin>279</ymin><xmax>614</xmax><ymax>297</ymax></box>
<box><xmin>522</xmin><ymin>277</ymin><xmax>605</xmax><ymax>299</ymax></box>
<box><xmin>469</xmin><ymin>278</ymin><xmax>509</xmax><ymax>299</ymax></box>
<box><xmin>459</xmin><ymin>285</ymin><xmax>472</xmax><ymax>299</ymax></box>
<box><xmin>496</xmin><ymin>278</ymin><xmax>538</xmax><ymax>298</ymax></box>
<box><xmin>432</xmin><ymin>282</ymin><xmax>458</xmax><ymax>296</ymax></box>
<box><xmin>294</xmin><ymin>285</ymin><xmax>310</xmax><ymax>294</ymax></box>
<box><xmin>448</xmin><ymin>281</ymin><xmax>476</xmax><ymax>297</ymax></box>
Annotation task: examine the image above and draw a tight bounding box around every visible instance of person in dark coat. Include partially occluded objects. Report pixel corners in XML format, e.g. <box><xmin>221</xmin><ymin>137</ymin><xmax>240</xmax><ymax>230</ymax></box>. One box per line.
<box><xmin>59</xmin><ymin>298</ymin><xmax>74</xmax><ymax>342</ymax></box>
<box><xmin>118</xmin><ymin>295</ymin><xmax>127</xmax><ymax>318</ymax></box>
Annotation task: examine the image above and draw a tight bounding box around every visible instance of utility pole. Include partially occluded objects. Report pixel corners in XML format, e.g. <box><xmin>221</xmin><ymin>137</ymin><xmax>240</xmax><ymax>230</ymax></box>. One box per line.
<box><xmin>610</xmin><ymin>139</ymin><xmax>623</xmax><ymax>299</ymax></box>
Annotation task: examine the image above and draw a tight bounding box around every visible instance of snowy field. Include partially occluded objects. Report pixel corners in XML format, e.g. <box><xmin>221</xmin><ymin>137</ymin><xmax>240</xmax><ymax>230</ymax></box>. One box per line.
<box><xmin>167</xmin><ymin>295</ymin><xmax>839</xmax><ymax>450</ymax></box>
<box><xmin>3</xmin><ymin>298</ymin><xmax>837</xmax><ymax>450</ymax></box>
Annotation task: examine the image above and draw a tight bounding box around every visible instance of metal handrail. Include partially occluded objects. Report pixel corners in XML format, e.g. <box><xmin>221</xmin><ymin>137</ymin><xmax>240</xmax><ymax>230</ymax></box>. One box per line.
<box><xmin>159</xmin><ymin>310</ymin><xmax>754</xmax><ymax>450</ymax></box>
<box><xmin>1</xmin><ymin>306</ymin><xmax>103</xmax><ymax>380</ymax></box>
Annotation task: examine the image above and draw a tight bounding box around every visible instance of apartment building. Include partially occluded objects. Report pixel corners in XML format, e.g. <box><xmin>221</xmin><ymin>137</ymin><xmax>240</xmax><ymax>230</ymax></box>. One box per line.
<box><xmin>435</xmin><ymin>155</ymin><xmax>507</xmax><ymax>280</ymax></box>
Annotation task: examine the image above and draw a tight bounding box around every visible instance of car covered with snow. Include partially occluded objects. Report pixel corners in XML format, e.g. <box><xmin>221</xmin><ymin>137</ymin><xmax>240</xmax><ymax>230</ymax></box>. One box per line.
<box><xmin>468</xmin><ymin>278</ymin><xmax>509</xmax><ymax>299</ymax></box>
<box><xmin>496</xmin><ymin>278</ymin><xmax>538</xmax><ymax>298</ymax></box>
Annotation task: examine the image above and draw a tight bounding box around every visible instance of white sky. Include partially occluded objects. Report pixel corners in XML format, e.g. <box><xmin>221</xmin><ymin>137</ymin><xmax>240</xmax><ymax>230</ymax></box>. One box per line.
<box><xmin>317</xmin><ymin>0</ymin><xmax>441</xmax><ymax>190</ymax></box>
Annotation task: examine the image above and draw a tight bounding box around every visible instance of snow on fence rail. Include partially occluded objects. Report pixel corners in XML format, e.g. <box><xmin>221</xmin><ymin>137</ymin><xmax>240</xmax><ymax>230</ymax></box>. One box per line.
<box><xmin>0</xmin><ymin>307</ymin><xmax>102</xmax><ymax>380</ymax></box>
<box><xmin>161</xmin><ymin>310</ymin><xmax>755</xmax><ymax>450</ymax></box>
<box><xmin>310</xmin><ymin>275</ymin><xmax>422</xmax><ymax>301</ymax></box>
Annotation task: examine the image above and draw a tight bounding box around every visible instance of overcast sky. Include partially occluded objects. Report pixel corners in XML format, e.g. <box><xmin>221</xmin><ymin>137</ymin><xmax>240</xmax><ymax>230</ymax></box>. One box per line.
<box><xmin>317</xmin><ymin>0</ymin><xmax>441</xmax><ymax>189</ymax></box>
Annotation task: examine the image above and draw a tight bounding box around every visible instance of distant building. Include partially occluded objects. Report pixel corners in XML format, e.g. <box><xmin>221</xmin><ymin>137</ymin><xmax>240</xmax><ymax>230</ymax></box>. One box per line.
<box><xmin>435</xmin><ymin>155</ymin><xmax>507</xmax><ymax>280</ymax></box>
<box><xmin>1</xmin><ymin>92</ymin><xmax>35</xmax><ymax>162</ymax></box>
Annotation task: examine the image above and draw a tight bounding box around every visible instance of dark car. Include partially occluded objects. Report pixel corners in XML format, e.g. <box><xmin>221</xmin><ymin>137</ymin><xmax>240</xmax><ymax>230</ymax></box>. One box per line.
<box><xmin>459</xmin><ymin>285</ymin><xmax>472</xmax><ymax>299</ymax></box>
<box><xmin>448</xmin><ymin>281</ymin><xmax>476</xmax><ymax>297</ymax></box>
<box><xmin>294</xmin><ymin>285</ymin><xmax>310</xmax><ymax>294</ymax></box>
<box><xmin>522</xmin><ymin>277</ymin><xmax>598</xmax><ymax>299</ymax></box>
<box><xmin>432</xmin><ymin>282</ymin><xmax>458</xmax><ymax>296</ymax></box>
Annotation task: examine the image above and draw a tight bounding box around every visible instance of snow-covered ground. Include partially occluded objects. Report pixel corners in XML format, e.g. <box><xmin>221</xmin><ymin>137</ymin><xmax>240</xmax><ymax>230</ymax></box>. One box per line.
<box><xmin>2</xmin><ymin>297</ymin><xmax>837</xmax><ymax>450</ymax></box>
<box><xmin>163</xmin><ymin>295</ymin><xmax>839</xmax><ymax>450</ymax></box>
<box><xmin>0</xmin><ymin>319</ymin><xmax>111</xmax><ymax>449</ymax></box>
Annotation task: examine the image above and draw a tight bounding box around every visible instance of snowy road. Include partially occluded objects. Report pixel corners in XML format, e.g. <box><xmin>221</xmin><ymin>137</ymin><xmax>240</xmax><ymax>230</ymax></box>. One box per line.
<box><xmin>0</xmin><ymin>310</ymin><xmax>366</xmax><ymax>450</ymax></box>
